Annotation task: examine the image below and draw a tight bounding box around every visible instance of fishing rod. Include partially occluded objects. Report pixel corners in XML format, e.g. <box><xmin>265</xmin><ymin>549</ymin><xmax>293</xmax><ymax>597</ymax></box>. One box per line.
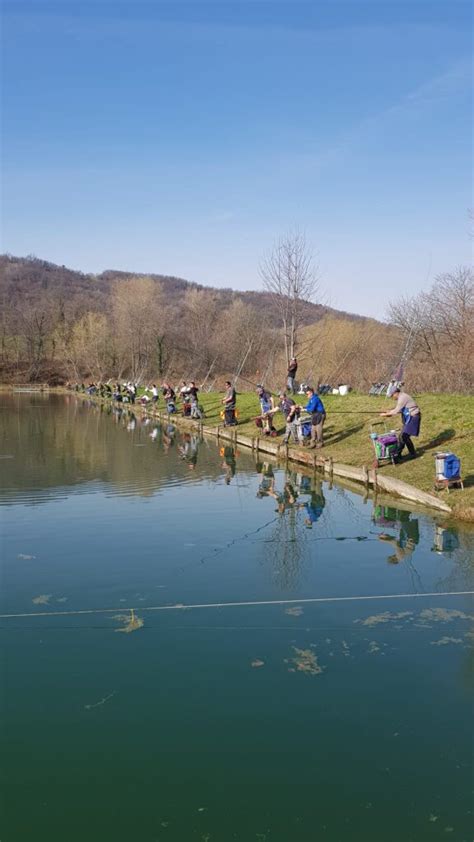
<box><xmin>232</xmin><ymin>341</ymin><xmax>254</xmax><ymax>388</ymax></box>
<box><xmin>201</xmin><ymin>357</ymin><xmax>218</xmax><ymax>391</ymax></box>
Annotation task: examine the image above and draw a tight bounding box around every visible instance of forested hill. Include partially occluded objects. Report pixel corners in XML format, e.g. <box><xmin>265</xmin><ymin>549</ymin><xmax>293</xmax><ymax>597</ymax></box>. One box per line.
<box><xmin>0</xmin><ymin>254</ymin><xmax>364</xmax><ymax>327</ymax></box>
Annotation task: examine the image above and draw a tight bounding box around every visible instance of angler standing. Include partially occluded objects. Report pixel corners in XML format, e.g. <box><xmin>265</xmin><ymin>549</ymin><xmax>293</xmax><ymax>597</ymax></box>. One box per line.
<box><xmin>380</xmin><ymin>386</ymin><xmax>421</xmax><ymax>460</ymax></box>
<box><xmin>304</xmin><ymin>386</ymin><xmax>326</xmax><ymax>449</ymax></box>
<box><xmin>278</xmin><ymin>391</ymin><xmax>301</xmax><ymax>444</ymax></box>
<box><xmin>256</xmin><ymin>385</ymin><xmax>276</xmax><ymax>435</ymax></box>
<box><xmin>222</xmin><ymin>380</ymin><xmax>237</xmax><ymax>426</ymax></box>
<box><xmin>287</xmin><ymin>357</ymin><xmax>298</xmax><ymax>394</ymax></box>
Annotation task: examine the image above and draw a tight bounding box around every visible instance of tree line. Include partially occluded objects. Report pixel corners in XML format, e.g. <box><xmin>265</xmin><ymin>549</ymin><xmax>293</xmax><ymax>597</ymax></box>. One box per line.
<box><xmin>0</xmin><ymin>247</ymin><xmax>472</xmax><ymax>393</ymax></box>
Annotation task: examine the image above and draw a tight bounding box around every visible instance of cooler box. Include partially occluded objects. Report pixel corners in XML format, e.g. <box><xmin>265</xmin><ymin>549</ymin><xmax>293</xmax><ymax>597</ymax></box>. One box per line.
<box><xmin>435</xmin><ymin>452</ymin><xmax>461</xmax><ymax>480</ymax></box>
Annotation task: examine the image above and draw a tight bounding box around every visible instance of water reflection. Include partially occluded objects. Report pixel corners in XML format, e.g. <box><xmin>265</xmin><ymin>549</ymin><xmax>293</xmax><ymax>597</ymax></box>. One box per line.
<box><xmin>2</xmin><ymin>393</ymin><xmax>473</xmax><ymax>842</ymax></box>
<box><xmin>1</xmin><ymin>393</ymin><xmax>473</xmax><ymax>600</ymax></box>
<box><xmin>373</xmin><ymin>505</ymin><xmax>420</xmax><ymax>565</ymax></box>
<box><xmin>220</xmin><ymin>445</ymin><xmax>236</xmax><ymax>484</ymax></box>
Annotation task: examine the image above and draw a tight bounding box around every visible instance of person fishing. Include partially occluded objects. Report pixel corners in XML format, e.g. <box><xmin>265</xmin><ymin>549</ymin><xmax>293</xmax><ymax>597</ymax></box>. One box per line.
<box><xmin>222</xmin><ymin>380</ymin><xmax>237</xmax><ymax>426</ymax></box>
<box><xmin>287</xmin><ymin>357</ymin><xmax>298</xmax><ymax>394</ymax></box>
<box><xmin>162</xmin><ymin>382</ymin><xmax>176</xmax><ymax>414</ymax></box>
<box><xmin>256</xmin><ymin>385</ymin><xmax>276</xmax><ymax>435</ymax></box>
<box><xmin>188</xmin><ymin>381</ymin><xmax>202</xmax><ymax>419</ymax></box>
<box><xmin>380</xmin><ymin>386</ymin><xmax>420</xmax><ymax>460</ymax></box>
<box><xmin>278</xmin><ymin>391</ymin><xmax>302</xmax><ymax>444</ymax></box>
<box><xmin>304</xmin><ymin>386</ymin><xmax>326</xmax><ymax>449</ymax></box>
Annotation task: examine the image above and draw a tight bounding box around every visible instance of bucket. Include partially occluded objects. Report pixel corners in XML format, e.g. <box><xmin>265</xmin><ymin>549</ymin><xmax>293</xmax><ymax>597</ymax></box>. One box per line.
<box><xmin>338</xmin><ymin>384</ymin><xmax>349</xmax><ymax>396</ymax></box>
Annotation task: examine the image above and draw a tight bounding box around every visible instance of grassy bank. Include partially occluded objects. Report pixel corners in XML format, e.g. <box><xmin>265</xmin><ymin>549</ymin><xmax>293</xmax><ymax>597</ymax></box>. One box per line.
<box><xmin>15</xmin><ymin>385</ymin><xmax>471</xmax><ymax>520</ymax></box>
<box><xmin>181</xmin><ymin>390</ymin><xmax>472</xmax><ymax>519</ymax></box>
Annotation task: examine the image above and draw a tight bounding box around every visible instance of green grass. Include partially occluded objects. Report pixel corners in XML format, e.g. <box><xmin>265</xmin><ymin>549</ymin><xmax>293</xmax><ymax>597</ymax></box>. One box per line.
<box><xmin>82</xmin><ymin>387</ymin><xmax>472</xmax><ymax>519</ymax></box>
<box><xmin>187</xmin><ymin>390</ymin><xmax>473</xmax><ymax>518</ymax></box>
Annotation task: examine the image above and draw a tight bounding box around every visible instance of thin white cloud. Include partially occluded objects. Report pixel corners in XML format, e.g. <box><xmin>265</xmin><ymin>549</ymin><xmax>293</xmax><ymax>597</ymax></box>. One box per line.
<box><xmin>296</xmin><ymin>57</ymin><xmax>472</xmax><ymax>175</ymax></box>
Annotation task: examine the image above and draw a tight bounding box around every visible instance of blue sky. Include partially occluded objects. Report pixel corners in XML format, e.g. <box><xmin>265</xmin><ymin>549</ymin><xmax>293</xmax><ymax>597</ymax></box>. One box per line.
<box><xmin>1</xmin><ymin>0</ymin><xmax>472</xmax><ymax>317</ymax></box>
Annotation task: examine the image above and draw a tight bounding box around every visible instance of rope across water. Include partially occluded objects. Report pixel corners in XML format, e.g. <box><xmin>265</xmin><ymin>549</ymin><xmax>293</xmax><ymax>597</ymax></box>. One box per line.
<box><xmin>1</xmin><ymin>590</ymin><xmax>472</xmax><ymax>621</ymax></box>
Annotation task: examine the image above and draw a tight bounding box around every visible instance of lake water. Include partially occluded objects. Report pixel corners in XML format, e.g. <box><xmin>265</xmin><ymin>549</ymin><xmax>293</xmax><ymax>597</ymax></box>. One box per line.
<box><xmin>1</xmin><ymin>393</ymin><xmax>473</xmax><ymax>842</ymax></box>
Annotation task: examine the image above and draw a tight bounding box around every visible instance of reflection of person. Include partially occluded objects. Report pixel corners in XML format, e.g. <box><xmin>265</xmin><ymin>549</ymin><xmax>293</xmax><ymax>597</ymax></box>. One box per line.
<box><xmin>222</xmin><ymin>381</ymin><xmax>237</xmax><ymax>426</ymax></box>
<box><xmin>162</xmin><ymin>424</ymin><xmax>176</xmax><ymax>451</ymax></box>
<box><xmin>378</xmin><ymin>511</ymin><xmax>420</xmax><ymax>564</ymax></box>
<box><xmin>221</xmin><ymin>445</ymin><xmax>236</xmax><ymax>484</ymax></box>
<box><xmin>277</xmin><ymin>481</ymin><xmax>298</xmax><ymax>514</ymax></box>
<box><xmin>380</xmin><ymin>387</ymin><xmax>421</xmax><ymax>460</ymax></box>
<box><xmin>301</xmin><ymin>480</ymin><xmax>326</xmax><ymax>527</ymax></box>
<box><xmin>256</xmin><ymin>463</ymin><xmax>280</xmax><ymax>500</ymax></box>
<box><xmin>179</xmin><ymin>433</ymin><xmax>199</xmax><ymax>469</ymax></box>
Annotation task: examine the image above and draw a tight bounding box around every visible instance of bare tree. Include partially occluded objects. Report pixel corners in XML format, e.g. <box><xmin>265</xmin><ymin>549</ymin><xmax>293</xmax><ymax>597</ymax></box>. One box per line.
<box><xmin>66</xmin><ymin>312</ymin><xmax>113</xmax><ymax>381</ymax></box>
<box><xmin>388</xmin><ymin>266</ymin><xmax>474</xmax><ymax>392</ymax></box>
<box><xmin>260</xmin><ymin>230</ymin><xmax>320</xmax><ymax>364</ymax></box>
<box><xmin>111</xmin><ymin>277</ymin><xmax>167</xmax><ymax>381</ymax></box>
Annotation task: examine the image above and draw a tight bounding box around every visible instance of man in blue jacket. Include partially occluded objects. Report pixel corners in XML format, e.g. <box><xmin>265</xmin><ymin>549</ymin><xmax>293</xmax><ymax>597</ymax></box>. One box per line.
<box><xmin>305</xmin><ymin>387</ymin><xmax>326</xmax><ymax>449</ymax></box>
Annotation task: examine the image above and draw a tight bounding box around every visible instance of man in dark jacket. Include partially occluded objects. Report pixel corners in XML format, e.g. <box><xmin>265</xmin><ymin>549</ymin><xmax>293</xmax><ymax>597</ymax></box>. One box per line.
<box><xmin>222</xmin><ymin>381</ymin><xmax>237</xmax><ymax>426</ymax></box>
<box><xmin>287</xmin><ymin>358</ymin><xmax>298</xmax><ymax>394</ymax></box>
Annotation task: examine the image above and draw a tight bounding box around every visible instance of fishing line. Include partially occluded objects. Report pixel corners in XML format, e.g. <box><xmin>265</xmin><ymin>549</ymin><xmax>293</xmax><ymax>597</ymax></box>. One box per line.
<box><xmin>1</xmin><ymin>590</ymin><xmax>472</xmax><ymax>621</ymax></box>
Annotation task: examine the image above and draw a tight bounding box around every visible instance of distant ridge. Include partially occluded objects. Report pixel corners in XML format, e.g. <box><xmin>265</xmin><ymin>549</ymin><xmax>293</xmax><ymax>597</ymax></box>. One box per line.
<box><xmin>0</xmin><ymin>253</ymin><xmax>371</xmax><ymax>328</ymax></box>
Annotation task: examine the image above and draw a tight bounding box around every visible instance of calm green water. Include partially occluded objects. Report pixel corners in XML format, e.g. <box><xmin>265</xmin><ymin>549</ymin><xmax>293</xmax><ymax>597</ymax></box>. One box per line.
<box><xmin>1</xmin><ymin>394</ymin><xmax>473</xmax><ymax>842</ymax></box>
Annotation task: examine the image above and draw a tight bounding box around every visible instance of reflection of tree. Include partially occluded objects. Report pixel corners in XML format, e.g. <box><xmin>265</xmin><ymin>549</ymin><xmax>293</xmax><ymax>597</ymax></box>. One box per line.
<box><xmin>258</xmin><ymin>471</ymin><xmax>316</xmax><ymax>589</ymax></box>
<box><xmin>0</xmin><ymin>394</ymin><xmax>241</xmax><ymax>504</ymax></box>
<box><xmin>262</xmin><ymin>505</ymin><xmax>308</xmax><ymax>589</ymax></box>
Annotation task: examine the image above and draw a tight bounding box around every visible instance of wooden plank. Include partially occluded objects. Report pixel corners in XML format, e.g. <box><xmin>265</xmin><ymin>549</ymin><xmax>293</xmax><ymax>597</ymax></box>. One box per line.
<box><xmin>374</xmin><ymin>474</ymin><xmax>451</xmax><ymax>513</ymax></box>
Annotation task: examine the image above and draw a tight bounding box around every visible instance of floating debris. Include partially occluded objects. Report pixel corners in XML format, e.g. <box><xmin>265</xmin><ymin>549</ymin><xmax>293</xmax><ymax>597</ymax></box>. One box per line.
<box><xmin>368</xmin><ymin>641</ymin><xmax>381</xmax><ymax>654</ymax></box>
<box><xmin>285</xmin><ymin>606</ymin><xmax>303</xmax><ymax>616</ymax></box>
<box><xmin>355</xmin><ymin>611</ymin><xmax>413</xmax><ymax>627</ymax></box>
<box><xmin>251</xmin><ymin>659</ymin><xmax>265</xmax><ymax>668</ymax></box>
<box><xmin>32</xmin><ymin>594</ymin><xmax>52</xmax><ymax>605</ymax></box>
<box><xmin>17</xmin><ymin>553</ymin><xmax>36</xmax><ymax>560</ymax></box>
<box><xmin>430</xmin><ymin>637</ymin><xmax>463</xmax><ymax>646</ymax></box>
<box><xmin>113</xmin><ymin>609</ymin><xmax>144</xmax><ymax>633</ymax></box>
<box><xmin>287</xmin><ymin>647</ymin><xmax>324</xmax><ymax>676</ymax></box>
<box><xmin>84</xmin><ymin>690</ymin><xmax>116</xmax><ymax>710</ymax></box>
<box><xmin>429</xmin><ymin>815</ymin><xmax>439</xmax><ymax>823</ymax></box>
<box><xmin>341</xmin><ymin>640</ymin><xmax>350</xmax><ymax>656</ymax></box>
<box><xmin>56</xmin><ymin>597</ymin><xmax>68</xmax><ymax>603</ymax></box>
<box><xmin>419</xmin><ymin>608</ymin><xmax>473</xmax><ymax>624</ymax></box>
